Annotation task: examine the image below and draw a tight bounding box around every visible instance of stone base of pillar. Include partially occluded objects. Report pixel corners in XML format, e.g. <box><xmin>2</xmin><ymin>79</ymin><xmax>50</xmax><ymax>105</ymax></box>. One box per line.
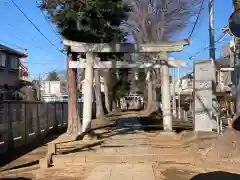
<box><xmin>82</xmin><ymin>131</ymin><xmax>99</xmax><ymax>141</ymax></box>
<box><xmin>158</xmin><ymin>131</ymin><xmax>177</xmax><ymax>136</ymax></box>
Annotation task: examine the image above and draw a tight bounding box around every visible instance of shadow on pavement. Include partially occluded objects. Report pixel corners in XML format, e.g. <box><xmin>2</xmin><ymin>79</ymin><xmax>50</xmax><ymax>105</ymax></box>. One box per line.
<box><xmin>0</xmin><ymin>130</ymin><xmax>65</xmax><ymax>169</ymax></box>
<box><xmin>191</xmin><ymin>171</ymin><xmax>240</xmax><ymax>180</ymax></box>
<box><xmin>0</xmin><ymin>178</ymin><xmax>31</xmax><ymax>180</ymax></box>
<box><xmin>59</xmin><ymin>140</ymin><xmax>105</xmax><ymax>155</ymax></box>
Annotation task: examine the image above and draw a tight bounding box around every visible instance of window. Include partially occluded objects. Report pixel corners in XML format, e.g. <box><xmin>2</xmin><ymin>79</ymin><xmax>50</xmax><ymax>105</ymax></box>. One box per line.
<box><xmin>0</xmin><ymin>52</ymin><xmax>6</xmax><ymax>67</ymax></box>
<box><xmin>10</xmin><ymin>56</ymin><xmax>19</xmax><ymax>70</ymax></box>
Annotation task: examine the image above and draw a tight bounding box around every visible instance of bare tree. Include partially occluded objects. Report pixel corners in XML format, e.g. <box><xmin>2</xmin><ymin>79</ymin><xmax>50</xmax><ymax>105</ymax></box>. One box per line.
<box><xmin>129</xmin><ymin>0</ymin><xmax>202</xmax><ymax>112</ymax></box>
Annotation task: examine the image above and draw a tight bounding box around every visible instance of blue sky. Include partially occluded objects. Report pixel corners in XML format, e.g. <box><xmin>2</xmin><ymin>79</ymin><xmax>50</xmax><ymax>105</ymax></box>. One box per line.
<box><xmin>0</xmin><ymin>0</ymin><xmax>234</xmax><ymax>79</ymax></box>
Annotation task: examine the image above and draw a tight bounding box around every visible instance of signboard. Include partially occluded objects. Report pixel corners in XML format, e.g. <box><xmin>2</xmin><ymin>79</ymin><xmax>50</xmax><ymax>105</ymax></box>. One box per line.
<box><xmin>229</xmin><ymin>10</ymin><xmax>240</xmax><ymax>38</ymax></box>
<box><xmin>194</xmin><ymin>60</ymin><xmax>216</xmax><ymax>131</ymax></box>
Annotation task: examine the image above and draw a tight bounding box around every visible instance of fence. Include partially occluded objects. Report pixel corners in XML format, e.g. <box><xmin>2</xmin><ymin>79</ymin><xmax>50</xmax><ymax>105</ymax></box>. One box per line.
<box><xmin>0</xmin><ymin>101</ymin><xmax>71</xmax><ymax>154</ymax></box>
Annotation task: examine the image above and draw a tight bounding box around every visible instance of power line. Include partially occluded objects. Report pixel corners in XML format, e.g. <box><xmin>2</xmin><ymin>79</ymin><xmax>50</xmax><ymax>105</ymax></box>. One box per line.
<box><xmin>189</xmin><ymin>0</ymin><xmax>205</xmax><ymax>38</ymax></box>
<box><xmin>189</xmin><ymin>33</ymin><xmax>227</xmax><ymax>60</ymax></box>
<box><xmin>10</xmin><ymin>0</ymin><xmax>65</xmax><ymax>55</ymax></box>
<box><xmin>1</xmin><ymin>19</ymin><xmax>48</xmax><ymax>50</ymax></box>
<box><xmin>40</xmin><ymin>9</ymin><xmax>62</xmax><ymax>41</ymax></box>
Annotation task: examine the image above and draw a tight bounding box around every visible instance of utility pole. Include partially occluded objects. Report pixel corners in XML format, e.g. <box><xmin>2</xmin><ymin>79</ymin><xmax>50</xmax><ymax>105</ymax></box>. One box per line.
<box><xmin>38</xmin><ymin>73</ymin><xmax>41</xmax><ymax>100</ymax></box>
<box><xmin>233</xmin><ymin>0</ymin><xmax>240</xmax><ymax>119</ymax></box>
<box><xmin>209</xmin><ymin>0</ymin><xmax>219</xmax><ymax>132</ymax></box>
<box><xmin>209</xmin><ymin>0</ymin><xmax>215</xmax><ymax>61</ymax></box>
<box><xmin>172</xmin><ymin>68</ymin><xmax>177</xmax><ymax>118</ymax></box>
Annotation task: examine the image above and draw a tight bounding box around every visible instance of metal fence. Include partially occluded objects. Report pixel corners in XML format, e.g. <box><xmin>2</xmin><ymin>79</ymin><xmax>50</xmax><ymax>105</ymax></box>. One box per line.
<box><xmin>0</xmin><ymin>101</ymin><xmax>71</xmax><ymax>154</ymax></box>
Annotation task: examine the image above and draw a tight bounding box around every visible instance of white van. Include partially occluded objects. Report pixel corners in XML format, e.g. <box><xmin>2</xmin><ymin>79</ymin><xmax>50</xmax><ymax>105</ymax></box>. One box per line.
<box><xmin>120</xmin><ymin>94</ymin><xmax>144</xmax><ymax>111</ymax></box>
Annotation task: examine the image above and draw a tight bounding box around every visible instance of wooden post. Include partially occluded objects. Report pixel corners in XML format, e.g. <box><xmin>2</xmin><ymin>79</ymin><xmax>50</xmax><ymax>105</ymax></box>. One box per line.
<box><xmin>36</xmin><ymin>103</ymin><xmax>41</xmax><ymax>139</ymax></box>
<box><xmin>24</xmin><ymin>103</ymin><xmax>28</xmax><ymax>144</ymax></box>
<box><xmin>67</xmin><ymin>51</ymin><xmax>80</xmax><ymax>135</ymax></box>
<box><xmin>62</xmin><ymin>103</ymin><xmax>64</xmax><ymax>128</ymax></box>
<box><xmin>46</xmin><ymin>103</ymin><xmax>49</xmax><ymax>133</ymax></box>
<box><xmin>7</xmin><ymin>103</ymin><xmax>13</xmax><ymax>151</ymax></box>
<box><xmin>54</xmin><ymin>102</ymin><xmax>58</xmax><ymax>131</ymax></box>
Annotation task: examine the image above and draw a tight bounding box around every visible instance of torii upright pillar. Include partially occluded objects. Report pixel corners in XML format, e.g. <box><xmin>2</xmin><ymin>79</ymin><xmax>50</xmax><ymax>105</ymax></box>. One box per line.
<box><xmin>63</xmin><ymin>39</ymin><xmax>189</xmax><ymax>133</ymax></box>
<box><xmin>160</xmin><ymin>52</ymin><xmax>172</xmax><ymax>132</ymax></box>
<box><xmin>81</xmin><ymin>52</ymin><xmax>95</xmax><ymax>132</ymax></box>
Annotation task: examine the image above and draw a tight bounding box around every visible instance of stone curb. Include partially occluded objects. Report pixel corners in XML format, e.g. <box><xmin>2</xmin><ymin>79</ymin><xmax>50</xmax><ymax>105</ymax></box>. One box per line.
<box><xmin>51</xmin><ymin>154</ymin><xmax>194</xmax><ymax>166</ymax></box>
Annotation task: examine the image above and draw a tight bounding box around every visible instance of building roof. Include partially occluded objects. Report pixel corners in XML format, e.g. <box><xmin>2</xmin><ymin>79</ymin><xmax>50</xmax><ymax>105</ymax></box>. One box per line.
<box><xmin>0</xmin><ymin>44</ymin><xmax>27</xmax><ymax>58</ymax></box>
<box><xmin>194</xmin><ymin>57</ymin><xmax>230</xmax><ymax>69</ymax></box>
<box><xmin>181</xmin><ymin>72</ymin><xmax>193</xmax><ymax>80</ymax></box>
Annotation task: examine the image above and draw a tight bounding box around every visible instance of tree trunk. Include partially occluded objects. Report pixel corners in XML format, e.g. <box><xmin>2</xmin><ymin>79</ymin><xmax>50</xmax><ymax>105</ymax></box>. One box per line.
<box><xmin>110</xmin><ymin>68</ymin><xmax>118</xmax><ymax>112</ymax></box>
<box><xmin>147</xmin><ymin>69</ymin><xmax>153</xmax><ymax>112</ymax></box>
<box><xmin>152</xmin><ymin>72</ymin><xmax>160</xmax><ymax>112</ymax></box>
<box><xmin>103</xmin><ymin>71</ymin><xmax>111</xmax><ymax>113</ymax></box>
<box><xmin>111</xmin><ymin>91</ymin><xmax>118</xmax><ymax>112</ymax></box>
<box><xmin>147</xmin><ymin>80</ymin><xmax>153</xmax><ymax>112</ymax></box>
<box><xmin>67</xmin><ymin>51</ymin><xmax>81</xmax><ymax>135</ymax></box>
<box><xmin>94</xmin><ymin>70</ymin><xmax>105</xmax><ymax>121</ymax></box>
<box><xmin>117</xmin><ymin>96</ymin><xmax>121</xmax><ymax>110</ymax></box>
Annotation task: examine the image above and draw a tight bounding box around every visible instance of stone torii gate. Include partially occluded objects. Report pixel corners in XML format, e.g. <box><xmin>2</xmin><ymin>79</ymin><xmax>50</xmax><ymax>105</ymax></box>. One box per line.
<box><xmin>63</xmin><ymin>39</ymin><xmax>189</xmax><ymax>133</ymax></box>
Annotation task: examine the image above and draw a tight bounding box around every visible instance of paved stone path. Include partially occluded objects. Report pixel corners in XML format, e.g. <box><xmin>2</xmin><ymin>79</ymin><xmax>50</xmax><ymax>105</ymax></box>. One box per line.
<box><xmin>86</xmin><ymin>164</ymin><xmax>155</xmax><ymax>180</ymax></box>
<box><xmin>2</xmin><ymin>114</ymin><xmax>240</xmax><ymax>179</ymax></box>
<box><xmin>85</xmin><ymin>116</ymin><xmax>155</xmax><ymax>180</ymax></box>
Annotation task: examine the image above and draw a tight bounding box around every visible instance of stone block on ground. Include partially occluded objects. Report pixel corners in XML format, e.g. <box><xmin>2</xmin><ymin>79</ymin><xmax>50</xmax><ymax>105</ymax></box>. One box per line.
<box><xmin>116</xmin><ymin>146</ymin><xmax>152</xmax><ymax>154</ymax></box>
<box><xmin>121</xmin><ymin>154</ymin><xmax>157</xmax><ymax>163</ymax></box>
<box><xmin>85</xmin><ymin>164</ymin><xmax>155</xmax><ymax>180</ymax></box>
<box><xmin>52</xmin><ymin>154</ymin><xmax>86</xmax><ymax>166</ymax></box>
<box><xmin>85</xmin><ymin>155</ymin><xmax>122</xmax><ymax>163</ymax></box>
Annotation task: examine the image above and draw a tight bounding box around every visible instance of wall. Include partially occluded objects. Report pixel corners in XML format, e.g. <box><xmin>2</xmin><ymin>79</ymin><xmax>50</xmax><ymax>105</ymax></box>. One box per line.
<box><xmin>0</xmin><ymin>101</ymin><xmax>97</xmax><ymax>154</ymax></box>
<box><xmin>0</xmin><ymin>52</ymin><xmax>20</xmax><ymax>89</ymax></box>
<box><xmin>0</xmin><ymin>69</ymin><xmax>19</xmax><ymax>88</ymax></box>
<box><xmin>0</xmin><ymin>101</ymin><xmax>69</xmax><ymax>154</ymax></box>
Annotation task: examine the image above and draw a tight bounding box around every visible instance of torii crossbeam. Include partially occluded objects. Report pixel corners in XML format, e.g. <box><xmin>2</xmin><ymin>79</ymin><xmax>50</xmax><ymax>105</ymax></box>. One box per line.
<box><xmin>63</xmin><ymin>39</ymin><xmax>190</xmax><ymax>133</ymax></box>
<box><xmin>69</xmin><ymin>58</ymin><xmax>186</xmax><ymax>69</ymax></box>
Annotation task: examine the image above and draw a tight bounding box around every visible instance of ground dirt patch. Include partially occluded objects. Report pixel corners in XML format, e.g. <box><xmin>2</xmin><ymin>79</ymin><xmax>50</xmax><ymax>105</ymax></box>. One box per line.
<box><xmin>203</xmin><ymin>128</ymin><xmax>240</xmax><ymax>160</ymax></box>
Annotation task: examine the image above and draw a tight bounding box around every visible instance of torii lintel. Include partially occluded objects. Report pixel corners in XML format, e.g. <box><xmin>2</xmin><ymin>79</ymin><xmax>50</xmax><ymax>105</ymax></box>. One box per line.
<box><xmin>63</xmin><ymin>39</ymin><xmax>190</xmax><ymax>53</ymax></box>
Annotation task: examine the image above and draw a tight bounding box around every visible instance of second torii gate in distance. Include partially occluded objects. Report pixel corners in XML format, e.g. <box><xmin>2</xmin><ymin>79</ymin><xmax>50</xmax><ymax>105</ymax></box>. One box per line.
<box><xmin>63</xmin><ymin>39</ymin><xmax>189</xmax><ymax>133</ymax></box>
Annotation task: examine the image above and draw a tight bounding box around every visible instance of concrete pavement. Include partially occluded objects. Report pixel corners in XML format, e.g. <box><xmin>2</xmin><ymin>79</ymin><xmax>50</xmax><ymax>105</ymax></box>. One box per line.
<box><xmin>1</xmin><ymin>114</ymin><xmax>240</xmax><ymax>179</ymax></box>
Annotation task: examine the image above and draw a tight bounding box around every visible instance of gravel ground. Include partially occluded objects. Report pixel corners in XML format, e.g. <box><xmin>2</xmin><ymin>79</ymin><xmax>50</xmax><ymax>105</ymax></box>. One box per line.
<box><xmin>203</xmin><ymin>128</ymin><xmax>240</xmax><ymax>160</ymax></box>
<box><xmin>0</xmin><ymin>164</ymin><xmax>95</xmax><ymax>180</ymax></box>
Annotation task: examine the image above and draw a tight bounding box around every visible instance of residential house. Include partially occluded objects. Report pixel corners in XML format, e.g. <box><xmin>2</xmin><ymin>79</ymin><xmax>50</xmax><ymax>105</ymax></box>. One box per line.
<box><xmin>173</xmin><ymin>58</ymin><xmax>232</xmax><ymax>95</ymax></box>
<box><xmin>0</xmin><ymin>44</ymin><xmax>28</xmax><ymax>99</ymax></box>
<box><xmin>170</xmin><ymin>57</ymin><xmax>233</xmax><ymax>121</ymax></box>
<box><xmin>19</xmin><ymin>62</ymin><xmax>28</xmax><ymax>81</ymax></box>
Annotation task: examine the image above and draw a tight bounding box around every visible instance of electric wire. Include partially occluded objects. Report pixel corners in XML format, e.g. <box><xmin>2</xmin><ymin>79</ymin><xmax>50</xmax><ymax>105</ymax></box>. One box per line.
<box><xmin>189</xmin><ymin>0</ymin><xmax>205</xmax><ymax>38</ymax></box>
<box><xmin>40</xmin><ymin>9</ymin><xmax>62</xmax><ymax>41</ymax></box>
<box><xmin>1</xmin><ymin>19</ymin><xmax>47</xmax><ymax>50</ymax></box>
<box><xmin>189</xmin><ymin>33</ymin><xmax>227</xmax><ymax>60</ymax></box>
<box><xmin>11</xmin><ymin>0</ymin><xmax>65</xmax><ymax>55</ymax></box>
